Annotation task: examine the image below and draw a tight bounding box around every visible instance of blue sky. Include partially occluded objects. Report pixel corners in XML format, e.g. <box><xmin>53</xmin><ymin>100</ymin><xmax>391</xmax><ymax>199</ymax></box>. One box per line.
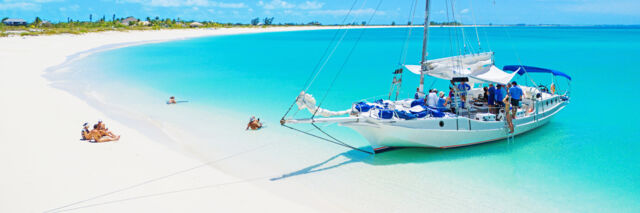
<box><xmin>1</xmin><ymin>0</ymin><xmax>638</xmax><ymax>24</ymax></box>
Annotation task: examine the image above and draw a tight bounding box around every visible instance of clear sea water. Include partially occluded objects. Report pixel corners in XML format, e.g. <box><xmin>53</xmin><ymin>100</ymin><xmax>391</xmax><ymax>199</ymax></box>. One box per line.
<box><xmin>62</xmin><ymin>26</ymin><xmax>640</xmax><ymax>212</ymax></box>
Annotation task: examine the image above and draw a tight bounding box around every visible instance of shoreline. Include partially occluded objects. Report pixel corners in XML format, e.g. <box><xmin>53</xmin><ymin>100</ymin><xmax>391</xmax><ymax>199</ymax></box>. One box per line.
<box><xmin>0</xmin><ymin>26</ymin><xmax>341</xmax><ymax>212</ymax></box>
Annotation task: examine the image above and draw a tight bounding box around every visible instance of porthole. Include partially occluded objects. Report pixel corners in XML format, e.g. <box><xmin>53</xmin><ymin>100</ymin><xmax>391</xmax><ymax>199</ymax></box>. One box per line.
<box><xmin>439</xmin><ymin>121</ymin><xmax>444</xmax><ymax>127</ymax></box>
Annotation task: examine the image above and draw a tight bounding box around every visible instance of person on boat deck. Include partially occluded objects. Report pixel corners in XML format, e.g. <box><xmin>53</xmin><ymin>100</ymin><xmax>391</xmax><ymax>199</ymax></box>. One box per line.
<box><xmin>495</xmin><ymin>84</ymin><xmax>507</xmax><ymax>107</ymax></box>
<box><xmin>482</xmin><ymin>87</ymin><xmax>489</xmax><ymax>101</ymax></box>
<box><xmin>426</xmin><ymin>89</ymin><xmax>438</xmax><ymax>108</ymax></box>
<box><xmin>488</xmin><ymin>84</ymin><xmax>496</xmax><ymax>113</ymax></box>
<box><xmin>446</xmin><ymin>86</ymin><xmax>458</xmax><ymax>113</ymax></box>
<box><xmin>168</xmin><ymin>96</ymin><xmax>177</xmax><ymax>104</ymax></box>
<box><xmin>457</xmin><ymin>81</ymin><xmax>471</xmax><ymax>107</ymax></box>
<box><xmin>503</xmin><ymin>94</ymin><xmax>514</xmax><ymax>133</ymax></box>
<box><xmin>246</xmin><ymin>116</ymin><xmax>263</xmax><ymax>130</ymax></box>
<box><xmin>414</xmin><ymin>87</ymin><xmax>425</xmax><ymax>99</ymax></box>
<box><xmin>508</xmin><ymin>81</ymin><xmax>524</xmax><ymax>119</ymax></box>
<box><xmin>437</xmin><ymin>91</ymin><xmax>447</xmax><ymax>111</ymax></box>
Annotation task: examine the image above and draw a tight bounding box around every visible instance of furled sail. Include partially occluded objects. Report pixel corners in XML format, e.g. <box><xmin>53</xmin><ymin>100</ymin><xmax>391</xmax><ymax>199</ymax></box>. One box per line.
<box><xmin>296</xmin><ymin>92</ymin><xmax>352</xmax><ymax>117</ymax></box>
<box><xmin>405</xmin><ymin>52</ymin><xmax>494</xmax><ymax>80</ymax></box>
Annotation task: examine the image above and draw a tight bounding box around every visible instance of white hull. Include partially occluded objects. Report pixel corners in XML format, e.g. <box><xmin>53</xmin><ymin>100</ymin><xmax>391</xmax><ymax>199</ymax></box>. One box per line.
<box><xmin>341</xmin><ymin>97</ymin><xmax>567</xmax><ymax>152</ymax></box>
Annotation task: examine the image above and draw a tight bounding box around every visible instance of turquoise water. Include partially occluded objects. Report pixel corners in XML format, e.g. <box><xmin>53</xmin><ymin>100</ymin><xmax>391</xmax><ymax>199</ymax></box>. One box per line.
<box><xmin>67</xmin><ymin>27</ymin><xmax>640</xmax><ymax>211</ymax></box>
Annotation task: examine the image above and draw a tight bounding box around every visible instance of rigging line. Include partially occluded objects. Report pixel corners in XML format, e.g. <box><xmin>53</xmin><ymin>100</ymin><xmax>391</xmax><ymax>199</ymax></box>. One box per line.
<box><xmin>445</xmin><ymin>0</ymin><xmax>455</xmax><ymax>66</ymax></box>
<box><xmin>395</xmin><ymin>0</ymin><xmax>419</xmax><ymax>99</ymax></box>
<box><xmin>449</xmin><ymin>0</ymin><xmax>463</xmax><ymax>73</ymax></box>
<box><xmin>469</xmin><ymin>0</ymin><xmax>482</xmax><ymax>51</ymax></box>
<box><xmin>398</xmin><ymin>0</ymin><xmax>419</xmax><ymax>65</ymax></box>
<box><xmin>313</xmin><ymin>0</ymin><xmax>384</xmax><ymax>116</ymax></box>
<box><xmin>502</xmin><ymin>27</ymin><xmax>539</xmax><ymax>88</ymax></box>
<box><xmin>44</xmin><ymin>142</ymin><xmax>272</xmax><ymax>213</ymax></box>
<box><xmin>304</xmin><ymin>0</ymin><xmax>369</xmax><ymax>92</ymax></box>
<box><xmin>312</xmin><ymin>123</ymin><xmax>373</xmax><ymax>154</ymax></box>
<box><xmin>302</xmin><ymin>0</ymin><xmax>360</xmax><ymax>92</ymax></box>
<box><xmin>282</xmin><ymin>0</ymin><xmax>360</xmax><ymax>119</ymax></box>
<box><xmin>283</xmin><ymin>124</ymin><xmax>373</xmax><ymax>154</ymax></box>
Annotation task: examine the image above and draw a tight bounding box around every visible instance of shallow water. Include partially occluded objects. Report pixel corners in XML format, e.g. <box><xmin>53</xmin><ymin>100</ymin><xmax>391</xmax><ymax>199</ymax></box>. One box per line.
<box><xmin>61</xmin><ymin>26</ymin><xmax>640</xmax><ymax>211</ymax></box>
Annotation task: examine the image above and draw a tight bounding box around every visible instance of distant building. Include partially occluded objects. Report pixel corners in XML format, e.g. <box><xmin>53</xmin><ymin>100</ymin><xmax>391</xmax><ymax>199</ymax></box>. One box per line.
<box><xmin>189</xmin><ymin>22</ymin><xmax>203</xmax><ymax>28</ymax></box>
<box><xmin>2</xmin><ymin>18</ymin><xmax>27</xmax><ymax>26</ymax></box>
<box><xmin>138</xmin><ymin>21</ymin><xmax>150</xmax><ymax>26</ymax></box>
<box><xmin>39</xmin><ymin>20</ymin><xmax>52</xmax><ymax>27</ymax></box>
<box><xmin>121</xmin><ymin>16</ymin><xmax>138</xmax><ymax>25</ymax></box>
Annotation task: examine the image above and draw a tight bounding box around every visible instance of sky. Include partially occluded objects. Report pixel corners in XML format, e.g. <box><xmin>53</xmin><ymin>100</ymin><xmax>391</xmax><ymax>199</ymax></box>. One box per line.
<box><xmin>0</xmin><ymin>0</ymin><xmax>638</xmax><ymax>25</ymax></box>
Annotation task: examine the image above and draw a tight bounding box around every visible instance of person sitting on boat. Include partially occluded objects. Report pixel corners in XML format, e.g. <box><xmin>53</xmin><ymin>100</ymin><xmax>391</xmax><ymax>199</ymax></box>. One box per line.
<box><xmin>246</xmin><ymin>116</ymin><xmax>263</xmax><ymax>130</ymax></box>
<box><xmin>437</xmin><ymin>91</ymin><xmax>448</xmax><ymax>111</ymax></box>
<box><xmin>426</xmin><ymin>89</ymin><xmax>438</xmax><ymax>108</ymax></box>
<box><xmin>508</xmin><ymin>82</ymin><xmax>524</xmax><ymax>119</ymax></box>
<box><xmin>414</xmin><ymin>87</ymin><xmax>425</xmax><ymax>99</ymax></box>
<box><xmin>457</xmin><ymin>82</ymin><xmax>471</xmax><ymax>108</ymax></box>
<box><xmin>488</xmin><ymin>84</ymin><xmax>496</xmax><ymax>114</ymax></box>
<box><xmin>168</xmin><ymin>96</ymin><xmax>177</xmax><ymax>104</ymax></box>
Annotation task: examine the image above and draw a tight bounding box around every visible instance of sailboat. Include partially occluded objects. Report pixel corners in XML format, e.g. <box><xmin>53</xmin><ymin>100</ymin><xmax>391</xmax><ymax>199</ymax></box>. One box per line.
<box><xmin>281</xmin><ymin>0</ymin><xmax>571</xmax><ymax>154</ymax></box>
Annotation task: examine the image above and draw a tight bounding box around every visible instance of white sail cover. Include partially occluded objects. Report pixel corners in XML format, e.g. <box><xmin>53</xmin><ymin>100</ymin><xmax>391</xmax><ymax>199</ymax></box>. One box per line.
<box><xmin>296</xmin><ymin>92</ymin><xmax>351</xmax><ymax>117</ymax></box>
<box><xmin>469</xmin><ymin>65</ymin><xmax>519</xmax><ymax>85</ymax></box>
<box><xmin>404</xmin><ymin>52</ymin><xmax>494</xmax><ymax>80</ymax></box>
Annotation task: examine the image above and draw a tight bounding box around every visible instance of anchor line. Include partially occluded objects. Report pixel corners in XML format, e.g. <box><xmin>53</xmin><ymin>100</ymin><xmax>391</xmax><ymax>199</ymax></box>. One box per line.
<box><xmin>282</xmin><ymin>124</ymin><xmax>373</xmax><ymax>155</ymax></box>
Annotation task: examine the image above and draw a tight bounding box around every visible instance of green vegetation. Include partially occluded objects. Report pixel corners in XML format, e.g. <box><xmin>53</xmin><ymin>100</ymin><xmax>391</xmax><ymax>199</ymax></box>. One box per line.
<box><xmin>0</xmin><ymin>16</ymin><xmax>323</xmax><ymax>37</ymax></box>
<box><xmin>430</xmin><ymin>21</ymin><xmax>462</xmax><ymax>26</ymax></box>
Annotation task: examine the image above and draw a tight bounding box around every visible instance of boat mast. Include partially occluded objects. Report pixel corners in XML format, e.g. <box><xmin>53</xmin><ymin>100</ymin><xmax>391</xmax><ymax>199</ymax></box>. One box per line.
<box><xmin>419</xmin><ymin>0</ymin><xmax>431</xmax><ymax>93</ymax></box>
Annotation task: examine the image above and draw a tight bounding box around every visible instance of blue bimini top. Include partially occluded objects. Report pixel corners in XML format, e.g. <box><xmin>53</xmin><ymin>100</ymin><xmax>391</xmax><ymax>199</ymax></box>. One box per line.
<box><xmin>503</xmin><ymin>65</ymin><xmax>572</xmax><ymax>81</ymax></box>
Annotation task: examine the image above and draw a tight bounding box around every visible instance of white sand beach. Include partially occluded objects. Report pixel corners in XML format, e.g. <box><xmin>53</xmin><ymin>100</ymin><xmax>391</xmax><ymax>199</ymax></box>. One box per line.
<box><xmin>0</xmin><ymin>26</ymin><xmax>561</xmax><ymax>213</ymax></box>
<box><xmin>0</xmin><ymin>27</ymin><xmax>341</xmax><ymax>213</ymax></box>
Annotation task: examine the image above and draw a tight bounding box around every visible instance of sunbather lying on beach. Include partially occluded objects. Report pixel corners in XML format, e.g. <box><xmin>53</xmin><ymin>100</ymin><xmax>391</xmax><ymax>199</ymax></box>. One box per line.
<box><xmin>96</xmin><ymin>121</ymin><xmax>116</xmax><ymax>138</ymax></box>
<box><xmin>81</xmin><ymin>121</ymin><xmax>120</xmax><ymax>142</ymax></box>
<box><xmin>81</xmin><ymin>123</ymin><xmax>91</xmax><ymax>140</ymax></box>
<box><xmin>91</xmin><ymin>123</ymin><xmax>120</xmax><ymax>142</ymax></box>
<box><xmin>246</xmin><ymin>116</ymin><xmax>263</xmax><ymax>130</ymax></box>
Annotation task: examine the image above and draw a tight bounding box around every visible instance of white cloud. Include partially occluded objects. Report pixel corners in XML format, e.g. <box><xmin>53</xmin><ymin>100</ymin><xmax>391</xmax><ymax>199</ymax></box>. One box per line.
<box><xmin>0</xmin><ymin>2</ymin><xmax>39</xmax><ymax>10</ymax></box>
<box><xmin>309</xmin><ymin>8</ymin><xmax>385</xmax><ymax>16</ymax></box>
<box><xmin>258</xmin><ymin>0</ymin><xmax>323</xmax><ymax>10</ymax></box>
<box><xmin>59</xmin><ymin>4</ymin><xmax>80</xmax><ymax>12</ymax></box>
<box><xmin>460</xmin><ymin>8</ymin><xmax>469</xmax><ymax>14</ymax></box>
<box><xmin>0</xmin><ymin>0</ymin><xmax>61</xmax><ymax>11</ymax></box>
<box><xmin>119</xmin><ymin>0</ymin><xmax>246</xmax><ymax>8</ymax></box>
<box><xmin>298</xmin><ymin>1</ymin><xmax>323</xmax><ymax>10</ymax></box>
<box><xmin>560</xmin><ymin>1</ymin><xmax>640</xmax><ymax>16</ymax></box>
<box><xmin>258</xmin><ymin>0</ymin><xmax>295</xmax><ymax>10</ymax></box>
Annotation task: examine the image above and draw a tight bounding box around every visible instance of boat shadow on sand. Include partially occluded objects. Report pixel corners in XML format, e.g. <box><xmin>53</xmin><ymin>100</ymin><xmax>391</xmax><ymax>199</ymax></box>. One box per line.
<box><xmin>270</xmin><ymin>124</ymin><xmax>555</xmax><ymax>181</ymax></box>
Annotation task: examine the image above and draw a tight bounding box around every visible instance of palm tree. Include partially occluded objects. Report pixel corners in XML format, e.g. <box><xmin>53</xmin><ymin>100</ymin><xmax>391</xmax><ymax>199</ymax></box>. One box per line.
<box><xmin>34</xmin><ymin>17</ymin><xmax>42</xmax><ymax>26</ymax></box>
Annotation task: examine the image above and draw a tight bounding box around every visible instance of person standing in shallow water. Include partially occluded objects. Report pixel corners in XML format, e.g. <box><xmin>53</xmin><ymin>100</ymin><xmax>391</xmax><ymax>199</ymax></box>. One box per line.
<box><xmin>168</xmin><ymin>96</ymin><xmax>177</xmax><ymax>104</ymax></box>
